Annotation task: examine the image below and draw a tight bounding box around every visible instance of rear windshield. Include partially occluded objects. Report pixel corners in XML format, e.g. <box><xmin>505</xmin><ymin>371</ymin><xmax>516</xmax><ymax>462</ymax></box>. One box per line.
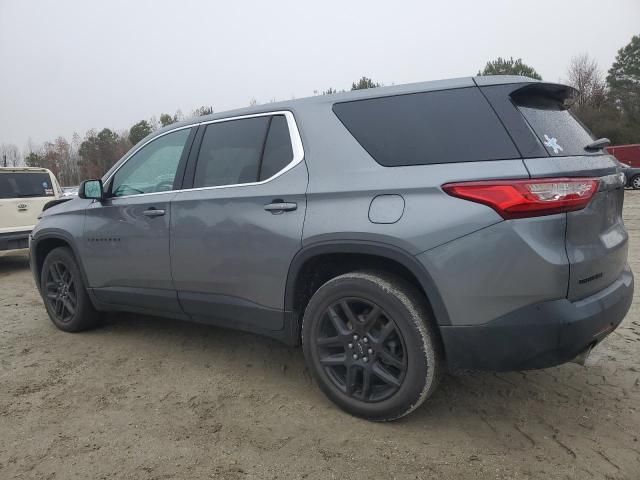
<box><xmin>514</xmin><ymin>93</ymin><xmax>594</xmax><ymax>157</ymax></box>
<box><xmin>0</xmin><ymin>172</ymin><xmax>55</xmax><ymax>199</ymax></box>
<box><xmin>332</xmin><ymin>87</ymin><xmax>519</xmax><ymax>166</ymax></box>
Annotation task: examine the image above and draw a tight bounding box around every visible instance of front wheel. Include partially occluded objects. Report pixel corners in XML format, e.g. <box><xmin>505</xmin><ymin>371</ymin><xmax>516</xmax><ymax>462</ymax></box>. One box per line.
<box><xmin>631</xmin><ymin>175</ymin><xmax>640</xmax><ymax>190</ymax></box>
<box><xmin>302</xmin><ymin>271</ymin><xmax>442</xmax><ymax>421</ymax></box>
<box><xmin>40</xmin><ymin>247</ymin><xmax>100</xmax><ymax>332</ymax></box>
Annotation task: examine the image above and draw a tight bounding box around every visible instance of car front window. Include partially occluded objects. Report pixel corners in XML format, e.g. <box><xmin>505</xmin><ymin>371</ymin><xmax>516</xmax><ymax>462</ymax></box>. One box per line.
<box><xmin>111</xmin><ymin>128</ymin><xmax>192</xmax><ymax>197</ymax></box>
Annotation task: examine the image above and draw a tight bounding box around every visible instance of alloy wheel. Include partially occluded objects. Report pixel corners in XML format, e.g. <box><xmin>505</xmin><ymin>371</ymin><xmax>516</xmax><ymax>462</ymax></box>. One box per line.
<box><xmin>312</xmin><ymin>297</ymin><xmax>408</xmax><ymax>402</ymax></box>
<box><xmin>44</xmin><ymin>261</ymin><xmax>77</xmax><ymax>323</ymax></box>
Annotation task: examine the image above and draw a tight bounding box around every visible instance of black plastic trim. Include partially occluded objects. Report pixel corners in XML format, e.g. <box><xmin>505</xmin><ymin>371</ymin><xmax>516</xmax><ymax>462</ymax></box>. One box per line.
<box><xmin>478</xmin><ymin>83</ymin><xmax>549</xmax><ymax>159</ymax></box>
<box><xmin>43</xmin><ymin>197</ymin><xmax>72</xmax><ymax>212</ymax></box>
<box><xmin>440</xmin><ymin>267</ymin><xmax>633</xmax><ymax>371</ymax></box>
<box><xmin>29</xmin><ymin>230</ymin><xmax>97</xmax><ymax>305</ymax></box>
<box><xmin>178</xmin><ymin>291</ymin><xmax>284</xmax><ymax>331</ymax></box>
<box><xmin>173</xmin><ymin>126</ymin><xmax>198</xmax><ymax>191</ymax></box>
<box><xmin>180</xmin><ymin>125</ymin><xmax>205</xmax><ymax>190</ymax></box>
<box><xmin>285</xmin><ymin>240</ymin><xmax>451</xmax><ymax>329</ymax></box>
<box><xmin>92</xmin><ymin>286</ymin><xmax>183</xmax><ymax>314</ymax></box>
<box><xmin>0</xmin><ymin>231</ymin><xmax>30</xmax><ymax>251</ymax></box>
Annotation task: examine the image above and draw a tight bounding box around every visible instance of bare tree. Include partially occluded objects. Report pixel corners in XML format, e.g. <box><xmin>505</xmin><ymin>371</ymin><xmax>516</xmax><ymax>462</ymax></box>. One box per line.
<box><xmin>148</xmin><ymin>115</ymin><xmax>159</xmax><ymax>131</ymax></box>
<box><xmin>567</xmin><ymin>54</ymin><xmax>607</xmax><ymax>109</ymax></box>
<box><xmin>191</xmin><ymin>106</ymin><xmax>214</xmax><ymax>117</ymax></box>
<box><xmin>0</xmin><ymin>144</ymin><xmax>21</xmax><ymax>167</ymax></box>
<box><xmin>25</xmin><ymin>137</ymin><xmax>39</xmax><ymax>155</ymax></box>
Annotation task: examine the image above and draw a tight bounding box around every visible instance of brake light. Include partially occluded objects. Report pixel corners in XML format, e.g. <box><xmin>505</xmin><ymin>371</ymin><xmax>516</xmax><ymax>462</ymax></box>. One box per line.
<box><xmin>442</xmin><ymin>178</ymin><xmax>599</xmax><ymax>219</ymax></box>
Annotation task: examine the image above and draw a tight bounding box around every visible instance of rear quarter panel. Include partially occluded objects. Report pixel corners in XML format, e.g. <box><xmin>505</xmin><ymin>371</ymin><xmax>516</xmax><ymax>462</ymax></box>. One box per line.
<box><xmin>416</xmin><ymin>215</ymin><xmax>569</xmax><ymax>326</ymax></box>
<box><xmin>296</xmin><ymin>101</ymin><xmax>572</xmax><ymax>328</ymax></box>
<box><xmin>296</xmin><ymin>102</ymin><xmax>530</xmax><ymax>254</ymax></box>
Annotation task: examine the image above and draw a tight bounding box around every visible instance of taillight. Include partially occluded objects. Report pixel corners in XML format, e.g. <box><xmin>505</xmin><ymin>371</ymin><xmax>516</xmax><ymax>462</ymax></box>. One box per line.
<box><xmin>442</xmin><ymin>178</ymin><xmax>599</xmax><ymax>219</ymax></box>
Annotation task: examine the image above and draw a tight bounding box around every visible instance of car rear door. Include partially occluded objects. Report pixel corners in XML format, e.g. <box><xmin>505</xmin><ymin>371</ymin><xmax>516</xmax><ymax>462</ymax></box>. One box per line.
<box><xmin>481</xmin><ymin>81</ymin><xmax>629</xmax><ymax>300</ymax></box>
<box><xmin>170</xmin><ymin>112</ymin><xmax>307</xmax><ymax>332</ymax></box>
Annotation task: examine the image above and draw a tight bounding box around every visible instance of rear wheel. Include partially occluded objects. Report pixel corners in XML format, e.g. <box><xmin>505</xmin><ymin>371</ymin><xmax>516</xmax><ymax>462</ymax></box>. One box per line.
<box><xmin>632</xmin><ymin>175</ymin><xmax>640</xmax><ymax>190</ymax></box>
<box><xmin>302</xmin><ymin>271</ymin><xmax>442</xmax><ymax>421</ymax></box>
<box><xmin>40</xmin><ymin>247</ymin><xmax>100</xmax><ymax>332</ymax></box>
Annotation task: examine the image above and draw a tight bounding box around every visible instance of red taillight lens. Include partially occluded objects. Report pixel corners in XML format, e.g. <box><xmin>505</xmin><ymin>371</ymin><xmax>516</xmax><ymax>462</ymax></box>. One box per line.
<box><xmin>442</xmin><ymin>178</ymin><xmax>599</xmax><ymax>219</ymax></box>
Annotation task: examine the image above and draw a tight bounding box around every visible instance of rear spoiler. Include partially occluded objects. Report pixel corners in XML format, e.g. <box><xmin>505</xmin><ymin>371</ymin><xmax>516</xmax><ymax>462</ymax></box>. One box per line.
<box><xmin>510</xmin><ymin>82</ymin><xmax>578</xmax><ymax>106</ymax></box>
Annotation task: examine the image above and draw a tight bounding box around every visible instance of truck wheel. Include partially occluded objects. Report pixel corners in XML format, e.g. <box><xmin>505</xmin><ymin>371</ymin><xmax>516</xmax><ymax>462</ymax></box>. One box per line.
<box><xmin>40</xmin><ymin>247</ymin><xmax>100</xmax><ymax>332</ymax></box>
<box><xmin>302</xmin><ymin>271</ymin><xmax>442</xmax><ymax>421</ymax></box>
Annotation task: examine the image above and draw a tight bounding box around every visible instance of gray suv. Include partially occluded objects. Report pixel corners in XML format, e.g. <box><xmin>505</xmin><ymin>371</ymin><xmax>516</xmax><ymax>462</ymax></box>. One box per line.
<box><xmin>30</xmin><ymin>76</ymin><xmax>634</xmax><ymax>421</ymax></box>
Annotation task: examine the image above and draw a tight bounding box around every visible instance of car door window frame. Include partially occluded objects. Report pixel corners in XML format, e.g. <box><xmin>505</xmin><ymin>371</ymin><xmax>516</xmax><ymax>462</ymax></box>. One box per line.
<box><xmin>191</xmin><ymin>116</ymin><xmax>271</xmax><ymax>189</ymax></box>
<box><xmin>102</xmin><ymin>111</ymin><xmax>303</xmax><ymax>197</ymax></box>
<box><xmin>181</xmin><ymin>110</ymin><xmax>304</xmax><ymax>191</ymax></box>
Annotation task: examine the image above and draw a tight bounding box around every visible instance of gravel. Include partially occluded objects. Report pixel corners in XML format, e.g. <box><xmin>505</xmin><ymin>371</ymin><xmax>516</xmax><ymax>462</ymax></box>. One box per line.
<box><xmin>1</xmin><ymin>194</ymin><xmax>639</xmax><ymax>479</ymax></box>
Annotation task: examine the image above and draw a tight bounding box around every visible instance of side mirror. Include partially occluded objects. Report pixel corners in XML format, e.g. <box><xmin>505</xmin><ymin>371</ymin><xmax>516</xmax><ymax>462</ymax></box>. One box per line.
<box><xmin>78</xmin><ymin>179</ymin><xmax>104</xmax><ymax>200</ymax></box>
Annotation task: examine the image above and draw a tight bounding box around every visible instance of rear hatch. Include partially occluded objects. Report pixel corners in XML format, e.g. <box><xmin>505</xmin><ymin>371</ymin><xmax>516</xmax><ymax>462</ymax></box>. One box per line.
<box><xmin>510</xmin><ymin>84</ymin><xmax>628</xmax><ymax>300</ymax></box>
<box><xmin>0</xmin><ymin>170</ymin><xmax>57</xmax><ymax>233</ymax></box>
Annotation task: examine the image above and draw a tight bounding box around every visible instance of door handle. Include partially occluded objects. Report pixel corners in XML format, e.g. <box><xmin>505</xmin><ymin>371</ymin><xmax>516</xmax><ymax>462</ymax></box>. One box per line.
<box><xmin>264</xmin><ymin>201</ymin><xmax>297</xmax><ymax>213</ymax></box>
<box><xmin>142</xmin><ymin>208</ymin><xmax>166</xmax><ymax>217</ymax></box>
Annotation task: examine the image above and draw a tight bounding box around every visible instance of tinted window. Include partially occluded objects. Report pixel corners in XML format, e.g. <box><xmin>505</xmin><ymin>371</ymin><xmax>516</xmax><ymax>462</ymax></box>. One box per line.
<box><xmin>111</xmin><ymin>128</ymin><xmax>191</xmax><ymax>197</ymax></box>
<box><xmin>332</xmin><ymin>87</ymin><xmax>519</xmax><ymax>166</ymax></box>
<box><xmin>259</xmin><ymin>115</ymin><xmax>294</xmax><ymax>181</ymax></box>
<box><xmin>194</xmin><ymin>117</ymin><xmax>270</xmax><ymax>188</ymax></box>
<box><xmin>515</xmin><ymin>94</ymin><xmax>594</xmax><ymax>157</ymax></box>
<box><xmin>0</xmin><ymin>172</ymin><xmax>54</xmax><ymax>199</ymax></box>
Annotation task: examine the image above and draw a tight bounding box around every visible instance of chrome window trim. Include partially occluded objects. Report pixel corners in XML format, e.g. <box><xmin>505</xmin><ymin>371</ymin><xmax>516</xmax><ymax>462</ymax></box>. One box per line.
<box><xmin>104</xmin><ymin>110</ymin><xmax>304</xmax><ymax>200</ymax></box>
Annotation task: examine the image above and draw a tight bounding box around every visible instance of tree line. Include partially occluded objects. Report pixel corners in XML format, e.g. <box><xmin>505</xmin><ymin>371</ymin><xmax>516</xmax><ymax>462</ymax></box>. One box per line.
<box><xmin>480</xmin><ymin>37</ymin><xmax>639</xmax><ymax>145</ymax></box>
<box><xmin>11</xmin><ymin>106</ymin><xmax>213</xmax><ymax>186</ymax></box>
<box><xmin>2</xmin><ymin>35</ymin><xmax>638</xmax><ymax>186</ymax></box>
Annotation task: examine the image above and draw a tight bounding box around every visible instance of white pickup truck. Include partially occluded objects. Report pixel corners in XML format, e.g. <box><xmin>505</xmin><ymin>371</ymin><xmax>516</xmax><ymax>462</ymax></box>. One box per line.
<box><xmin>0</xmin><ymin>167</ymin><xmax>62</xmax><ymax>251</ymax></box>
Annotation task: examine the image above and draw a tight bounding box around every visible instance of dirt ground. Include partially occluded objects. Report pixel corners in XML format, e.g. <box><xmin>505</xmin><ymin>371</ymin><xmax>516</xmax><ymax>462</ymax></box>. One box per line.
<box><xmin>1</xmin><ymin>197</ymin><xmax>639</xmax><ymax>480</ymax></box>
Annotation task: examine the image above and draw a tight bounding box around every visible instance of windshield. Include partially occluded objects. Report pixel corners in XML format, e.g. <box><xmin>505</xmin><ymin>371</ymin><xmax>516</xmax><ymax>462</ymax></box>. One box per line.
<box><xmin>0</xmin><ymin>172</ymin><xmax>55</xmax><ymax>199</ymax></box>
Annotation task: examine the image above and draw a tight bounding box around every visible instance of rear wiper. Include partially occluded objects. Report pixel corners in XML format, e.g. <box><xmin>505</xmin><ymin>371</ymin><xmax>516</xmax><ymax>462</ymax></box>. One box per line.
<box><xmin>585</xmin><ymin>138</ymin><xmax>611</xmax><ymax>152</ymax></box>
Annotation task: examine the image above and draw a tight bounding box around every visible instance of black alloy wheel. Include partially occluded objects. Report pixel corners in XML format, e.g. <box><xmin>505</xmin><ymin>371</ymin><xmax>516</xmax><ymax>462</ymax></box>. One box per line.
<box><xmin>44</xmin><ymin>261</ymin><xmax>77</xmax><ymax>324</ymax></box>
<box><xmin>313</xmin><ymin>297</ymin><xmax>407</xmax><ymax>402</ymax></box>
<box><xmin>40</xmin><ymin>247</ymin><xmax>100</xmax><ymax>332</ymax></box>
<box><xmin>302</xmin><ymin>271</ymin><xmax>442</xmax><ymax>421</ymax></box>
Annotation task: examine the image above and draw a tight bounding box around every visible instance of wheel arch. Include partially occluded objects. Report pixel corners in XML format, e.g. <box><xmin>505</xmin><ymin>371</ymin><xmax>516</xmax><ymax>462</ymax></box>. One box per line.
<box><xmin>284</xmin><ymin>241</ymin><xmax>451</xmax><ymax>344</ymax></box>
<box><xmin>31</xmin><ymin>232</ymin><xmax>89</xmax><ymax>292</ymax></box>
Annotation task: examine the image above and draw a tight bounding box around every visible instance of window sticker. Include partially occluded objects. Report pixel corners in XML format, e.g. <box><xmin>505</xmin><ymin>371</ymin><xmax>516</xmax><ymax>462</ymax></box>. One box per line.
<box><xmin>543</xmin><ymin>134</ymin><xmax>563</xmax><ymax>154</ymax></box>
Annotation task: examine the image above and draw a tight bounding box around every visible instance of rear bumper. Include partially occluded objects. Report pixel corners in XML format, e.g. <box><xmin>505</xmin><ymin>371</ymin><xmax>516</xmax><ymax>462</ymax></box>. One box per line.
<box><xmin>0</xmin><ymin>230</ymin><xmax>30</xmax><ymax>251</ymax></box>
<box><xmin>440</xmin><ymin>266</ymin><xmax>634</xmax><ymax>371</ymax></box>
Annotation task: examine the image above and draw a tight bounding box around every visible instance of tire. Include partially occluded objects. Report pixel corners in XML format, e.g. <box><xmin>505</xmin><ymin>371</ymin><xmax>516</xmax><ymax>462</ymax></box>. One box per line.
<box><xmin>632</xmin><ymin>175</ymin><xmax>640</xmax><ymax>190</ymax></box>
<box><xmin>302</xmin><ymin>271</ymin><xmax>442</xmax><ymax>421</ymax></box>
<box><xmin>40</xmin><ymin>247</ymin><xmax>100</xmax><ymax>332</ymax></box>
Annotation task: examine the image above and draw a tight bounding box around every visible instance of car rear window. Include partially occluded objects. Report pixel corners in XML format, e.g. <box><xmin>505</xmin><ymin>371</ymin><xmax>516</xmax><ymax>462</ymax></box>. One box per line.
<box><xmin>194</xmin><ymin>117</ymin><xmax>270</xmax><ymax>188</ymax></box>
<box><xmin>332</xmin><ymin>87</ymin><xmax>519</xmax><ymax>167</ymax></box>
<box><xmin>513</xmin><ymin>91</ymin><xmax>594</xmax><ymax>157</ymax></box>
<box><xmin>0</xmin><ymin>172</ymin><xmax>54</xmax><ymax>199</ymax></box>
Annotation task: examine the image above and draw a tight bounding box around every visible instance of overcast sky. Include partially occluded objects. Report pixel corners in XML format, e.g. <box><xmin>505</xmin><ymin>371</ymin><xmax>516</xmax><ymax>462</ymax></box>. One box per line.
<box><xmin>1</xmin><ymin>0</ymin><xmax>639</xmax><ymax>149</ymax></box>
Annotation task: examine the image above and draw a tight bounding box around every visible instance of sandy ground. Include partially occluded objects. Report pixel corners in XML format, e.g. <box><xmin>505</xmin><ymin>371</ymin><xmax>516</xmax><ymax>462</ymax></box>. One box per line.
<box><xmin>1</xmin><ymin>197</ymin><xmax>639</xmax><ymax>480</ymax></box>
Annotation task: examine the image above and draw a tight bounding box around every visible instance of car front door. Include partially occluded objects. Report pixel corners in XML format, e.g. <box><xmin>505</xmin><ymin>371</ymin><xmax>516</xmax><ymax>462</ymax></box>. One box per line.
<box><xmin>170</xmin><ymin>112</ymin><xmax>307</xmax><ymax>331</ymax></box>
<box><xmin>82</xmin><ymin>127</ymin><xmax>195</xmax><ymax>315</ymax></box>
